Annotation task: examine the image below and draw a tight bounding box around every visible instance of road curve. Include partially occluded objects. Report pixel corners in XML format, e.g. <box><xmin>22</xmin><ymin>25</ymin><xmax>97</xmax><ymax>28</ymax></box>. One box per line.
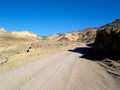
<box><xmin>0</xmin><ymin>45</ymin><xmax>119</xmax><ymax>90</ymax></box>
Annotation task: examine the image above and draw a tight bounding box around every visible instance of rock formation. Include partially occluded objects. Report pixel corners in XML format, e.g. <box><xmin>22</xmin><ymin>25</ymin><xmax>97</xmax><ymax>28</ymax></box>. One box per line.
<box><xmin>93</xmin><ymin>19</ymin><xmax>120</xmax><ymax>59</ymax></box>
<box><xmin>47</xmin><ymin>28</ymin><xmax>97</xmax><ymax>43</ymax></box>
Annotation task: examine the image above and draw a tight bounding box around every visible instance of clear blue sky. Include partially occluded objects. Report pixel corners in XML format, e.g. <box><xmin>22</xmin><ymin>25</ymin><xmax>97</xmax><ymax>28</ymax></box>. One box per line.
<box><xmin>0</xmin><ymin>0</ymin><xmax>120</xmax><ymax>36</ymax></box>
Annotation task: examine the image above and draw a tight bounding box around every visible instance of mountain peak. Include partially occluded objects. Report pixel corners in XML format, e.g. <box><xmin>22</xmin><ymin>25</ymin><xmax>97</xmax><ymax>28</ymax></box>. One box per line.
<box><xmin>0</xmin><ymin>28</ymin><xmax>6</xmax><ymax>33</ymax></box>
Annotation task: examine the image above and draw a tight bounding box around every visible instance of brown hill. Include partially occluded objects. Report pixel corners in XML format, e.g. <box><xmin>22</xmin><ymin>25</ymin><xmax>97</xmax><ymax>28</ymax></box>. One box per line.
<box><xmin>0</xmin><ymin>29</ymin><xmax>81</xmax><ymax>72</ymax></box>
<box><xmin>47</xmin><ymin>28</ymin><xmax>97</xmax><ymax>43</ymax></box>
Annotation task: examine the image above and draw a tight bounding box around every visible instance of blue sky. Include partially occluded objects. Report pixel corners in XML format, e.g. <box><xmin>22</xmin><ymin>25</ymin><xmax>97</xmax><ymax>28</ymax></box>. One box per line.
<box><xmin>0</xmin><ymin>0</ymin><xmax>120</xmax><ymax>36</ymax></box>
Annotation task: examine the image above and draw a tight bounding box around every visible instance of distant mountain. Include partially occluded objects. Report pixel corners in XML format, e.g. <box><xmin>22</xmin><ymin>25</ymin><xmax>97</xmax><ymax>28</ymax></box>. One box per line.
<box><xmin>0</xmin><ymin>28</ymin><xmax>6</xmax><ymax>33</ymax></box>
<box><xmin>11</xmin><ymin>31</ymin><xmax>38</xmax><ymax>38</ymax></box>
<box><xmin>0</xmin><ymin>29</ymin><xmax>43</xmax><ymax>41</ymax></box>
<box><xmin>0</xmin><ymin>27</ymin><xmax>97</xmax><ymax>43</ymax></box>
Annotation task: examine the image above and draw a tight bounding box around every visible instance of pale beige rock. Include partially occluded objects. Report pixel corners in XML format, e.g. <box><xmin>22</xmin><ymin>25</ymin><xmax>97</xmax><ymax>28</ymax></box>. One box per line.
<box><xmin>65</xmin><ymin>32</ymin><xmax>79</xmax><ymax>41</ymax></box>
<box><xmin>0</xmin><ymin>28</ymin><xmax>6</xmax><ymax>33</ymax></box>
<box><xmin>11</xmin><ymin>31</ymin><xmax>37</xmax><ymax>38</ymax></box>
<box><xmin>47</xmin><ymin>28</ymin><xmax>96</xmax><ymax>42</ymax></box>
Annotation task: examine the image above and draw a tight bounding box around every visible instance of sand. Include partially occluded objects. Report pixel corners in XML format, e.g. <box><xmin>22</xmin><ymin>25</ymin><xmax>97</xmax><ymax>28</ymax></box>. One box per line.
<box><xmin>0</xmin><ymin>44</ymin><xmax>119</xmax><ymax>90</ymax></box>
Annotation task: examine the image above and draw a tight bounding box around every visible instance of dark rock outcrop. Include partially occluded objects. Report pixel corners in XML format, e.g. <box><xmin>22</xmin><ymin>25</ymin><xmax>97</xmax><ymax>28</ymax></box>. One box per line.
<box><xmin>93</xmin><ymin>19</ymin><xmax>120</xmax><ymax>60</ymax></box>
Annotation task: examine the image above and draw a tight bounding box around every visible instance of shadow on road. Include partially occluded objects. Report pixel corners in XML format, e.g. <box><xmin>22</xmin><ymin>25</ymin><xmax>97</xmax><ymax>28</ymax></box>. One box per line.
<box><xmin>68</xmin><ymin>44</ymin><xmax>105</xmax><ymax>61</ymax></box>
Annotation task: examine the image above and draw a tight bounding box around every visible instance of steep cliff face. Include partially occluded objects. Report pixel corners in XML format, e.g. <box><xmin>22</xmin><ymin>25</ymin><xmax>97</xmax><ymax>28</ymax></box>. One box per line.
<box><xmin>93</xmin><ymin>19</ymin><xmax>120</xmax><ymax>59</ymax></box>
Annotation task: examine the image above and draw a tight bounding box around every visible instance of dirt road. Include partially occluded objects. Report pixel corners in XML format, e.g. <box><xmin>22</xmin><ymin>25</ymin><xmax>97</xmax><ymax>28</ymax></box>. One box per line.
<box><xmin>0</xmin><ymin>45</ymin><xmax>119</xmax><ymax>90</ymax></box>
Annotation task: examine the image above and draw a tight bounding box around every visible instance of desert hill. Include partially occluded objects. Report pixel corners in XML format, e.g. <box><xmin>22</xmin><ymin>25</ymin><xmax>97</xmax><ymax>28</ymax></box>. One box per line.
<box><xmin>11</xmin><ymin>31</ymin><xmax>37</xmax><ymax>38</ymax></box>
<box><xmin>0</xmin><ymin>29</ymin><xmax>44</xmax><ymax>71</ymax></box>
<box><xmin>0</xmin><ymin>29</ymin><xmax>43</xmax><ymax>40</ymax></box>
<box><xmin>47</xmin><ymin>28</ymin><xmax>96</xmax><ymax>42</ymax></box>
<box><xmin>0</xmin><ymin>28</ymin><xmax>96</xmax><ymax>43</ymax></box>
<box><xmin>0</xmin><ymin>19</ymin><xmax>120</xmax><ymax>90</ymax></box>
<box><xmin>0</xmin><ymin>28</ymin><xmax>85</xmax><ymax>72</ymax></box>
<box><xmin>0</xmin><ymin>27</ymin><xmax>97</xmax><ymax>72</ymax></box>
<box><xmin>0</xmin><ymin>28</ymin><xmax>6</xmax><ymax>33</ymax></box>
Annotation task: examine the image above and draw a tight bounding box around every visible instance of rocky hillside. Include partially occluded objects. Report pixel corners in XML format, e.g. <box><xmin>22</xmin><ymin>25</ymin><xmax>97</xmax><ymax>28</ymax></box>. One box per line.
<box><xmin>0</xmin><ymin>28</ymin><xmax>81</xmax><ymax>72</ymax></box>
<box><xmin>0</xmin><ymin>28</ymin><xmax>96</xmax><ymax>43</ymax></box>
<box><xmin>92</xmin><ymin>19</ymin><xmax>120</xmax><ymax>81</ymax></box>
<box><xmin>47</xmin><ymin>28</ymin><xmax>97</xmax><ymax>43</ymax></box>
<box><xmin>93</xmin><ymin>19</ymin><xmax>120</xmax><ymax>59</ymax></box>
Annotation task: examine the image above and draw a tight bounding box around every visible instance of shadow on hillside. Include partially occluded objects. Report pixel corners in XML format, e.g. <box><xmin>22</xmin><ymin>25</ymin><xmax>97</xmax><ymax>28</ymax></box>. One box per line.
<box><xmin>68</xmin><ymin>44</ymin><xmax>105</xmax><ymax>61</ymax></box>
